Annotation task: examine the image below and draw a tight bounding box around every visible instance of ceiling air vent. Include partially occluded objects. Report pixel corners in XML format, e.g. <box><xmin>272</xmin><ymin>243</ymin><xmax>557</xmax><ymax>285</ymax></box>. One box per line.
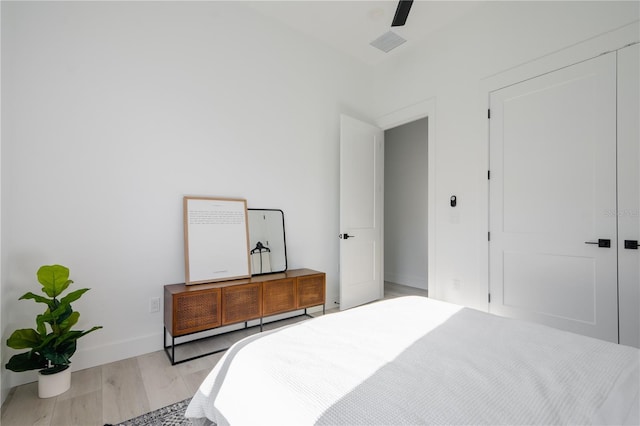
<box><xmin>369</xmin><ymin>31</ymin><xmax>406</xmax><ymax>53</ymax></box>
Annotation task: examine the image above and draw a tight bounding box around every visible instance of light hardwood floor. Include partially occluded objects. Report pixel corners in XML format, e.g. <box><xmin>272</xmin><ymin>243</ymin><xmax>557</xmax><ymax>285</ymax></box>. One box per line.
<box><xmin>384</xmin><ymin>281</ymin><xmax>428</xmax><ymax>299</ymax></box>
<box><xmin>1</xmin><ymin>282</ymin><xmax>427</xmax><ymax>426</ymax></box>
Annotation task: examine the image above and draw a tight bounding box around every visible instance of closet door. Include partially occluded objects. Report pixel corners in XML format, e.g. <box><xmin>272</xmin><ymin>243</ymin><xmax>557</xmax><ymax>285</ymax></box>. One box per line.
<box><xmin>618</xmin><ymin>43</ymin><xmax>639</xmax><ymax>348</ymax></box>
<box><xmin>489</xmin><ymin>52</ymin><xmax>618</xmax><ymax>343</ymax></box>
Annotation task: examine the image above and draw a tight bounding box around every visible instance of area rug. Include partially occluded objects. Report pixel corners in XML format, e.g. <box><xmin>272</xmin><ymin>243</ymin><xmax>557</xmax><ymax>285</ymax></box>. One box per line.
<box><xmin>107</xmin><ymin>398</ymin><xmax>192</xmax><ymax>426</ymax></box>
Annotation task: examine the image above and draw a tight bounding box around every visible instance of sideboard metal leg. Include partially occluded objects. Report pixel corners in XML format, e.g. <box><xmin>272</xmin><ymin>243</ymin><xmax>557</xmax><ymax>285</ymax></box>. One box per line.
<box><xmin>171</xmin><ymin>336</ymin><xmax>176</xmax><ymax>365</ymax></box>
<box><xmin>163</xmin><ymin>327</ymin><xmax>177</xmax><ymax>365</ymax></box>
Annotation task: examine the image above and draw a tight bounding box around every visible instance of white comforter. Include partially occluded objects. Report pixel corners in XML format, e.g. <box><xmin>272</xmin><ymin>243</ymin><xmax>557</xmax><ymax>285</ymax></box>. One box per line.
<box><xmin>186</xmin><ymin>296</ymin><xmax>640</xmax><ymax>425</ymax></box>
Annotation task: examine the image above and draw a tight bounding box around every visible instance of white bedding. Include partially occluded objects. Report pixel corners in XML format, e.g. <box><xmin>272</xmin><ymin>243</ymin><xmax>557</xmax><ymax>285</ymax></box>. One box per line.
<box><xmin>186</xmin><ymin>296</ymin><xmax>640</xmax><ymax>425</ymax></box>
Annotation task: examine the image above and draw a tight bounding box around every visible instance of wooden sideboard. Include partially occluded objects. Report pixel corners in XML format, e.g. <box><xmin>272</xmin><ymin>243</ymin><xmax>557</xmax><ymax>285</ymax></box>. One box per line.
<box><xmin>164</xmin><ymin>268</ymin><xmax>325</xmax><ymax>364</ymax></box>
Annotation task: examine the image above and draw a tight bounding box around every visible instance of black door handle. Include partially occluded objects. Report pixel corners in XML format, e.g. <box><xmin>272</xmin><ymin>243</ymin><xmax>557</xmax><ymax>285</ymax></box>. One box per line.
<box><xmin>624</xmin><ymin>240</ymin><xmax>639</xmax><ymax>250</ymax></box>
<box><xmin>584</xmin><ymin>239</ymin><xmax>611</xmax><ymax>248</ymax></box>
<box><xmin>339</xmin><ymin>233</ymin><xmax>355</xmax><ymax>240</ymax></box>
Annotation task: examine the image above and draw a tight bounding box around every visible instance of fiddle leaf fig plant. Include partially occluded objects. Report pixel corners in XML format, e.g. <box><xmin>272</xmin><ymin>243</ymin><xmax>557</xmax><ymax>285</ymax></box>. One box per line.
<box><xmin>5</xmin><ymin>264</ymin><xmax>102</xmax><ymax>375</ymax></box>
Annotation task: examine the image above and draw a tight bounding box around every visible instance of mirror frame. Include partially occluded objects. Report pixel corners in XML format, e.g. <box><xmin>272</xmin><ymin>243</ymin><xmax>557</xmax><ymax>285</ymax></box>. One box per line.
<box><xmin>248</xmin><ymin>208</ymin><xmax>288</xmax><ymax>276</ymax></box>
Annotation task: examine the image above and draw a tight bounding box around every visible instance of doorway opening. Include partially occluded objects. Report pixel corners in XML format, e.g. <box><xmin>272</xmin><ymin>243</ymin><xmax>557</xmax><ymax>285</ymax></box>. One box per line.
<box><xmin>384</xmin><ymin>117</ymin><xmax>429</xmax><ymax>299</ymax></box>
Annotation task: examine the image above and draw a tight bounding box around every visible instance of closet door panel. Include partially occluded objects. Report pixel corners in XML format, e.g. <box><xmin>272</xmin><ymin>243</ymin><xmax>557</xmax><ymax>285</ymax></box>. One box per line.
<box><xmin>489</xmin><ymin>52</ymin><xmax>618</xmax><ymax>343</ymax></box>
<box><xmin>618</xmin><ymin>43</ymin><xmax>639</xmax><ymax>348</ymax></box>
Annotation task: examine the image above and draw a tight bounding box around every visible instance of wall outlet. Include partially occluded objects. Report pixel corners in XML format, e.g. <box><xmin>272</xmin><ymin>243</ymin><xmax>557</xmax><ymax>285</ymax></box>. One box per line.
<box><xmin>149</xmin><ymin>297</ymin><xmax>160</xmax><ymax>313</ymax></box>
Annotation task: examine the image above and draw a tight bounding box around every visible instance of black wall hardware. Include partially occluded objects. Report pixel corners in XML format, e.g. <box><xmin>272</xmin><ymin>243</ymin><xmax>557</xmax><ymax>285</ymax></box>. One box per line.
<box><xmin>585</xmin><ymin>239</ymin><xmax>611</xmax><ymax>248</ymax></box>
<box><xmin>624</xmin><ymin>240</ymin><xmax>639</xmax><ymax>249</ymax></box>
<box><xmin>450</xmin><ymin>195</ymin><xmax>457</xmax><ymax>207</ymax></box>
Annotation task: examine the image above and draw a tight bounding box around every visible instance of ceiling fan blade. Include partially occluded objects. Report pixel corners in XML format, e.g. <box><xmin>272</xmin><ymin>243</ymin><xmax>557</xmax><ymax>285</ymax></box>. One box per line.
<box><xmin>391</xmin><ymin>0</ymin><xmax>413</xmax><ymax>27</ymax></box>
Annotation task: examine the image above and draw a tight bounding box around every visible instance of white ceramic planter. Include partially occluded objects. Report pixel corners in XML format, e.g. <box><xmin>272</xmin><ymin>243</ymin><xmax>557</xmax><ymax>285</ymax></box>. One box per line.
<box><xmin>38</xmin><ymin>367</ymin><xmax>71</xmax><ymax>398</ymax></box>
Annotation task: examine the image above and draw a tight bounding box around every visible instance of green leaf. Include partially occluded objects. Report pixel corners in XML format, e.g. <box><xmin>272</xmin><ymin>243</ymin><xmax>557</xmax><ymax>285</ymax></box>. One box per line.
<box><xmin>54</xmin><ymin>330</ymin><xmax>84</xmax><ymax>346</ymax></box>
<box><xmin>38</xmin><ymin>303</ymin><xmax>73</xmax><ymax>332</ymax></box>
<box><xmin>42</xmin><ymin>340</ymin><xmax>75</xmax><ymax>366</ymax></box>
<box><xmin>5</xmin><ymin>351</ymin><xmax>47</xmax><ymax>372</ymax></box>
<box><xmin>34</xmin><ymin>333</ymin><xmax>57</xmax><ymax>352</ymax></box>
<box><xmin>37</xmin><ymin>265</ymin><xmax>73</xmax><ymax>298</ymax></box>
<box><xmin>59</xmin><ymin>306</ymin><xmax>73</xmax><ymax>325</ymax></box>
<box><xmin>35</xmin><ymin>313</ymin><xmax>48</xmax><ymax>335</ymax></box>
<box><xmin>60</xmin><ymin>288</ymin><xmax>89</xmax><ymax>306</ymax></box>
<box><xmin>19</xmin><ymin>292</ymin><xmax>55</xmax><ymax>309</ymax></box>
<box><xmin>58</xmin><ymin>311</ymin><xmax>80</xmax><ymax>334</ymax></box>
<box><xmin>80</xmin><ymin>325</ymin><xmax>103</xmax><ymax>337</ymax></box>
<box><xmin>55</xmin><ymin>326</ymin><xmax>102</xmax><ymax>346</ymax></box>
<box><xmin>50</xmin><ymin>302</ymin><xmax>73</xmax><ymax>323</ymax></box>
<box><xmin>6</xmin><ymin>329</ymin><xmax>42</xmax><ymax>349</ymax></box>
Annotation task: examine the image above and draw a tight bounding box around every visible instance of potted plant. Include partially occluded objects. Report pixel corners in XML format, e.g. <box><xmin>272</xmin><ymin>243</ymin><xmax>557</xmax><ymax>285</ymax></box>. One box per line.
<box><xmin>5</xmin><ymin>264</ymin><xmax>102</xmax><ymax>398</ymax></box>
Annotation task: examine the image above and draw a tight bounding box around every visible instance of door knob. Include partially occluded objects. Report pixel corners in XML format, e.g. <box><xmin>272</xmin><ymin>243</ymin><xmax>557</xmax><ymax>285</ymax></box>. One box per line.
<box><xmin>339</xmin><ymin>233</ymin><xmax>355</xmax><ymax>240</ymax></box>
<box><xmin>584</xmin><ymin>239</ymin><xmax>611</xmax><ymax>248</ymax></box>
<box><xmin>624</xmin><ymin>240</ymin><xmax>638</xmax><ymax>250</ymax></box>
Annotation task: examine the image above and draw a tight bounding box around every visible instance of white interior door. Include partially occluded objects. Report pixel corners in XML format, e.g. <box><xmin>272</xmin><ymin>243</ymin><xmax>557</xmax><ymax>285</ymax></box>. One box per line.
<box><xmin>489</xmin><ymin>52</ymin><xmax>618</xmax><ymax>342</ymax></box>
<box><xmin>339</xmin><ymin>114</ymin><xmax>384</xmax><ymax>310</ymax></box>
<box><xmin>617</xmin><ymin>43</ymin><xmax>640</xmax><ymax>348</ymax></box>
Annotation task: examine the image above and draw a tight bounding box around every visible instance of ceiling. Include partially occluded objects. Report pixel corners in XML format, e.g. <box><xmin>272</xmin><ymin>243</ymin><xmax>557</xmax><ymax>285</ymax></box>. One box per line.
<box><xmin>245</xmin><ymin>1</ymin><xmax>483</xmax><ymax>65</ymax></box>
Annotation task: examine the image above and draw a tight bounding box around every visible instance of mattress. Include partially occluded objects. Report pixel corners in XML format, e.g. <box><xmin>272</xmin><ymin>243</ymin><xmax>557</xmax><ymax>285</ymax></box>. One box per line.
<box><xmin>186</xmin><ymin>296</ymin><xmax>640</xmax><ymax>425</ymax></box>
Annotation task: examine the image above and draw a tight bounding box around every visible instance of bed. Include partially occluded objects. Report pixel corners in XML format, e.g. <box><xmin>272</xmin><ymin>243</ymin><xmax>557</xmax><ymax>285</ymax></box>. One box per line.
<box><xmin>185</xmin><ymin>296</ymin><xmax>640</xmax><ymax>425</ymax></box>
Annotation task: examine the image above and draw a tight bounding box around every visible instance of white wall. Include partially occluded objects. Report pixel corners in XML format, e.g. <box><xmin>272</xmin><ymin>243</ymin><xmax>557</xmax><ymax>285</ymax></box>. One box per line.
<box><xmin>373</xmin><ymin>1</ymin><xmax>640</xmax><ymax>310</ymax></box>
<box><xmin>384</xmin><ymin>118</ymin><xmax>428</xmax><ymax>289</ymax></box>
<box><xmin>1</xmin><ymin>1</ymin><xmax>373</xmax><ymax>396</ymax></box>
<box><xmin>0</xmin><ymin>0</ymin><xmax>3</xmax><ymax>404</ymax></box>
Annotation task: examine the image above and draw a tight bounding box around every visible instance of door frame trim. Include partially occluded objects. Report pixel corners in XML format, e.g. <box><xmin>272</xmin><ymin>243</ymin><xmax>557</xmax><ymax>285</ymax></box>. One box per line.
<box><xmin>376</xmin><ymin>98</ymin><xmax>436</xmax><ymax>297</ymax></box>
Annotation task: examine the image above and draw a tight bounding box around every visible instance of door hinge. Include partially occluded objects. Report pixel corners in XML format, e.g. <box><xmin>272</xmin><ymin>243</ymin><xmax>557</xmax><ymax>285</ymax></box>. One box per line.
<box><xmin>488</xmin><ymin>109</ymin><xmax>491</xmax><ymax>119</ymax></box>
<box><xmin>488</xmin><ymin>293</ymin><xmax>491</xmax><ymax>303</ymax></box>
<box><xmin>488</xmin><ymin>170</ymin><xmax>490</xmax><ymax>180</ymax></box>
<box><xmin>488</xmin><ymin>232</ymin><xmax>490</xmax><ymax>241</ymax></box>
